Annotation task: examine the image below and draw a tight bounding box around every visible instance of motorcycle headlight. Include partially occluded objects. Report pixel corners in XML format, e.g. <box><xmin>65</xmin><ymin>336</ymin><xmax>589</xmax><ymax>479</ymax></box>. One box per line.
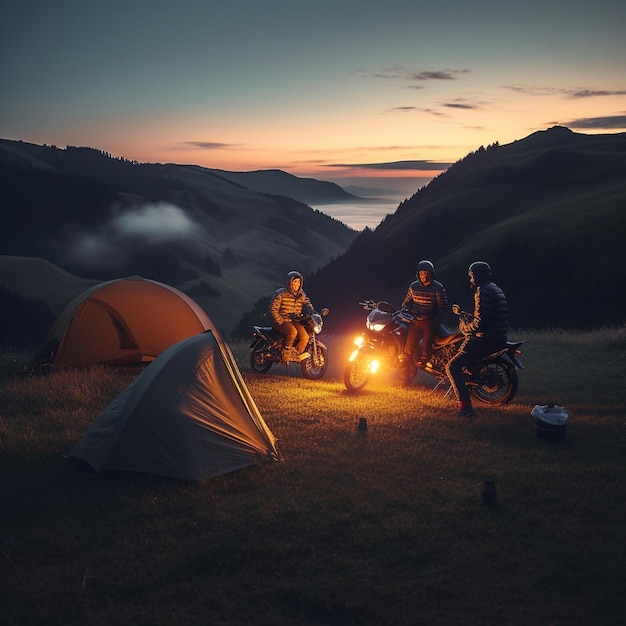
<box><xmin>366</xmin><ymin>320</ymin><xmax>386</xmax><ymax>332</ymax></box>
<box><xmin>311</xmin><ymin>314</ymin><xmax>323</xmax><ymax>334</ymax></box>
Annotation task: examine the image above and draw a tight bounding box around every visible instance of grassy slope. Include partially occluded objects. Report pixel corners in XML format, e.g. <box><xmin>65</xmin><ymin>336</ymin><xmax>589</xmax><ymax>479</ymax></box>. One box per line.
<box><xmin>1</xmin><ymin>328</ymin><xmax>625</xmax><ymax>625</ymax></box>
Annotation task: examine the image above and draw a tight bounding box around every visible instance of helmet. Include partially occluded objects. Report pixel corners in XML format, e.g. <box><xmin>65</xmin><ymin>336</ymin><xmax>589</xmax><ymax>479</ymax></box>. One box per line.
<box><xmin>468</xmin><ymin>261</ymin><xmax>492</xmax><ymax>288</ymax></box>
<box><xmin>286</xmin><ymin>271</ymin><xmax>303</xmax><ymax>294</ymax></box>
<box><xmin>416</xmin><ymin>260</ymin><xmax>434</xmax><ymax>285</ymax></box>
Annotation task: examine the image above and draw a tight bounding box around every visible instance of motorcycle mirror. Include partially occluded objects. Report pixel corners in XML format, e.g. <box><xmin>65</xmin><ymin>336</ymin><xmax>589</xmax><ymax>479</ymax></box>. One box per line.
<box><xmin>321</xmin><ymin>307</ymin><xmax>329</xmax><ymax>316</ymax></box>
<box><xmin>451</xmin><ymin>304</ymin><xmax>460</xmax><ymax>315</ymax></box>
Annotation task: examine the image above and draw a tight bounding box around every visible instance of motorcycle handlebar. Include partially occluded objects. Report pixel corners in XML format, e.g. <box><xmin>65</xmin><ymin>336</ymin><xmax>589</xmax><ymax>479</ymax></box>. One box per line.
<box><xmin>451</xmin><ymin>303</ymin><xmax>472</xmax><ymax>323</ymax></box>
<box><xmin>288</xmin><ymin>308</ymin><xmax>329</xmax><ymax>322</ymax></box>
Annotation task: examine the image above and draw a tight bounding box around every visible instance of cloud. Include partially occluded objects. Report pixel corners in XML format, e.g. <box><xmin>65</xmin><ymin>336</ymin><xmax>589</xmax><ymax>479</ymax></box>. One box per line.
<box><xmin>442</xmin><ymin>102</ymin><xmax>479</xmax><ymax>110</ymax></box>
<box><xmin>73</xmin><ymin>233</ymin><xmax>120</xmax><ymax>266</ymax></box>
<box><xmin>385</xmin><ymin>106</ymin><xmax>448</xmax><ymax>117</ymax></box>
<box><xmin>180</xmin><ymin>141</ymin><xmax>242</xmax><ymax>150</ymax></box>
<box><xmin>387</xmin><ymin>99</ymin><xmax>480</xmax><ymax>116</ymax></box>
<box><xmin>326</xmin><ymin>160</ymin><xmax>451</xmax><ymax>171</ymax></box>
<box><xmin>564</xmin><ymin>114</ymin><xmax>626</xmax><ymax>129</ymax></box>
<box><xmin>503</xmin><ymin>85</ymin><xmax>626</xmax><ymax>99</ymax></box>
<box><xmin>410</xmin><ymin>70</ymin><xmax>459</xmax><ymax>81</ymax></box>
<box><xmin>356</xmin><ymin>66</ymin><xmax>470</xmax><ymax>83</ymax></box>
<box><xmin>66</xmin><ymin>203</ymin><xmax>200</xmax><ymax>269</ymax></box>
<box><xmin>566</xmin><ymin>89</ymin><xmax>626</xmax><ymax>99</ymax></box>
<box><xmin>388</xmin><ymin>106</ymin><xmax>421</xmax><ymax>113</ymax></box>
<box><xmin>503</xmin><ymin>84</ymin><xmax>558</xmax><ymax>96</ymax></box>
<box><xmin>113</xmin><ymin>203</ymin><xmax>196</xmax><ymax>241</ymax></box>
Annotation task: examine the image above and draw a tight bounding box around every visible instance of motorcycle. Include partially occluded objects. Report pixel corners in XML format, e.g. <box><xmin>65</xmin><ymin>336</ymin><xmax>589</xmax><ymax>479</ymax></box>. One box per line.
<box><xmin>344</xmin><ymin>300</ymin><xmax>525</xmax><ymax>404</ymax></box>
<box><xmin>343</xmin><ymin>300</ymin><xmax>410</xmax><ymax>389</ymax></box>
<box><xmin>249</xmin><ymin>308</ymin><xmax>330</xmax><ymax>379</ymax></box>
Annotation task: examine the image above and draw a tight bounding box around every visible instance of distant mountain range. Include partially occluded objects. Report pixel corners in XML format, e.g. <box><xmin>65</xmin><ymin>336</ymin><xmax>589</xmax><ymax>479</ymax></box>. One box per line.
<box><xmin>203</xmin><ymin>168</ymin><xmax>363</xmax><ymax>205</ymax></box>
<box><xmin>0</xmin><ymin>138</ymin><xmax>359</xmax><ymax>346</ymax></box>
<box><xmin>2</xmin><ymin>126</ymin><xmax>625</xmax><ymax>351</ymax></box>
<box><xmin>301</xmin><ymin>126</ymin><xmax>626</xmax><ymax>333</ymax></box>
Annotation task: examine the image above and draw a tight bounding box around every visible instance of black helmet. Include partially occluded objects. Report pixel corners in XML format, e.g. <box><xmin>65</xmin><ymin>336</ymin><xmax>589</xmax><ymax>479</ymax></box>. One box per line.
<box><xmin>286</xmin><ymin>271</ymin><xmax>303</xmax><ymax>293</ymax></box>
<box><xmin>416</xmin><ymin>260</ymin><xmax>434</xmax><ymax>284</ymax></box>
<box><xmin>468</xmin><ymin>261</ymin><xmax>492</xmax><ymax>287</ymax></box>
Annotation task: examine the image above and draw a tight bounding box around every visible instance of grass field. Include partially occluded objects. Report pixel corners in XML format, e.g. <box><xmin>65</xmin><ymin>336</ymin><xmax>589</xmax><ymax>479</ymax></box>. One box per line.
<box><xmin>1</xmin><ymin>328</ymin><xmax>625</xmax><ymax>625</ymax></box>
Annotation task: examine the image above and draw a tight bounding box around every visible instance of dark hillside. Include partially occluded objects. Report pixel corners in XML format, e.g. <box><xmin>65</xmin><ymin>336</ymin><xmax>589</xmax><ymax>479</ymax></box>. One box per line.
<box><xmin>304</xmin><ymin>127</ymin><xmax>626</xmax><ymax>332</ymax></box>
<box><xmin>0</xmin><ymin>140</ymin><xmax>357</xmax><ymax>341</ymax></box>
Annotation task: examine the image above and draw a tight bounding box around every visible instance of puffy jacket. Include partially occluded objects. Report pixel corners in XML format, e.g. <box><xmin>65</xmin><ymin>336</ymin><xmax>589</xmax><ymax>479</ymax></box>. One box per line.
<box><xmin>460</xmin><ymin>282</ymin><xmax>508</xmax><ymax>339</ymax></box>
<box><xmin>401</xmin><ymin>279</ymin><xmax>448</xmax><ymax>321</ymax></box>
<box><xmin>270</xmin><ymin>287</ymin><xmax>313</xmax><ymax>325</ymax></box>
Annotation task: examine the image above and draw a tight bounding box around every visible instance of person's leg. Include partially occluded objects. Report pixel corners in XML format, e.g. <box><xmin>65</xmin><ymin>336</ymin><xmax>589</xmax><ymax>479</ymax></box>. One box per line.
<box><xmin>401</xmin><ymin>323</ymin><xmax>421</xmax><ymax>385</ymax></box>
<box><xmin>421</xmin><ymin>320</ymin><xmax>436</xmax><ymax>364</ymax></box>
<box><xmin>446</xmin><ymin>348</ymin><xmax>472</xmax><ymax>404</ymax></box>
<box><xmin>273</xmin><ymin>321</ymin><xmax>297</xmax><ymax>349</ymax></box>
<box><xmin>412</xmin><ymin>322</ymin><xmax>426</xmax><ymax>366</ymax></box>
<box><xmin>403</xmin><ymin>322</ymin><xmax>418</xmax><ymax>359</ymax></box>
<box><xmin>293</xmin><ymin>323</ymin><xmax>309</xmax><ymax>354</ymax></box>
<box><xmin>445</xmin><ymin>338</ymin><xmax>479</xmax><ymax>415</ymax></box>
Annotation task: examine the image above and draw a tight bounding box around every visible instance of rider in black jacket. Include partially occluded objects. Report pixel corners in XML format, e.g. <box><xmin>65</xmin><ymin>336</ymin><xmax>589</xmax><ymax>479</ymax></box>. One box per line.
<box><xmin>446</xmin><ymin>261</ymin><xmax>508</xmax><ymax>418</ymax></box>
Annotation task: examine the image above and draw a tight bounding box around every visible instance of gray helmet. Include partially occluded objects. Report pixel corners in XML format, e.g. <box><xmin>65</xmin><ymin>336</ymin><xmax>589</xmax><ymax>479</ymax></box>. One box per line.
<box><xmin>286</xmin><ymin>271</ymin><xmax>303</xmax><ymax>293</ymax></box>
<box><xmin>416</xmin><ymin>260</ymin><xmax>434</xmax><ymax>284</ymax></box>
<box><xmin>468</xmin><ymin>261</ymin><xmax>492</xmax><ymax>287</ymax></box>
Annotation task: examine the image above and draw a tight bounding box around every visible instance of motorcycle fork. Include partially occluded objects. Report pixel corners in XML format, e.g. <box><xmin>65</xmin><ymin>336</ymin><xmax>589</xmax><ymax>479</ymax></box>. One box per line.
<box><xmin>310</xmin><ymin>334</ymin><xmax>326</xmax><ymax>366</ymax></box>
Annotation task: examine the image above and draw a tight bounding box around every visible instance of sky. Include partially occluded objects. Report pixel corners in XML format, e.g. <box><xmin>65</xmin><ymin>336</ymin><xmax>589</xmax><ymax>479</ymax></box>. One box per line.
<box><xmin>2</xmin><ymin>0</ymin><xmax>625</xmax><ymax>229</ymax></box>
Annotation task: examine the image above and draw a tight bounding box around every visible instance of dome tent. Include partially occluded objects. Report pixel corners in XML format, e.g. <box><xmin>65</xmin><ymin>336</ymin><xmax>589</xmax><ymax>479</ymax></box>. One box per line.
<box><xmin>69</xmin><ymin>331</ymin><xmax>279</xmax><ymax>481</ymax></box>
<box><xmin>37</xmin><ymin>276</ymin><xmax>214</xmax><ymax>367</ymax></box>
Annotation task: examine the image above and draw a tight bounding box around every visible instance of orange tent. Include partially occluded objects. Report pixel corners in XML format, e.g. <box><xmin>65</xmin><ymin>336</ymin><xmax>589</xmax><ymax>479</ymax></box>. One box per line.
<box><xmin>38</xmin><ymin>276</ymin><xmax>215</xmax><ymax>367</ymax></box>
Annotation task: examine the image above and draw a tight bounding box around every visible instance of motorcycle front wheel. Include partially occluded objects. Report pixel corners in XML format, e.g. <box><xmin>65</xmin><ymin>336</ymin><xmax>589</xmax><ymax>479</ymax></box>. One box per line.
<box><xmin>301</xmin><ymin>345</ymin><xmax>328</xmax><ymax>379</ymax></box>
<box><xmin>344</xmin><ymin>353</ymin><xmax>371</xmax><ymax>392</ymax></box>
<box><xmin>469</xmin><ymin>359</ymin><xmax>518</xmax><ymax>405</ymax></box>
<box><xmin>250</xmin><ymin>341</ymin><xmax>273</xmax><ymax>374</ymax></box>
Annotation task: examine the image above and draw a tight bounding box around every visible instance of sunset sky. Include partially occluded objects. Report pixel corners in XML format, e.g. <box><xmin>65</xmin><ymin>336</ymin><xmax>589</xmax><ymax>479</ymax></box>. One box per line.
<box><xmin>2</xmin><ymin>0</ymin><xmax>625</xmax><ymax>212</ymax></box>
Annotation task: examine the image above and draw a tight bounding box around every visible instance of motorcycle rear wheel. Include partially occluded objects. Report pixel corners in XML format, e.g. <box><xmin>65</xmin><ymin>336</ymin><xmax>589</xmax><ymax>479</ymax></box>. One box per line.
<box><xmin>469</xmin><ymin>359</ymin><xmax>518</xmax><ymax>405</ymax></box>
<box><xmin>250</xmin><ymin>342</ymin><xmax>273</xmax><ymax>374</ymax></box>
<box><xmin>344</xmin><ymin>355</ymin><xmax>371</xmax><ymax>391</ymax></box>
<box><xmin>301</xmin><ymin>345</ymin><xmax>328</xmax><ymax>379</ymax></box>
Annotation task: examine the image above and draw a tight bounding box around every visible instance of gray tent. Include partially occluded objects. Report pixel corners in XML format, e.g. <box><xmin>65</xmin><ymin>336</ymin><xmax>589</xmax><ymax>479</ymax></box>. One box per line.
<box><xmin>69</xmin><ymin>331</ymin><xmax>279</xmax><ymax>481</ymax></box>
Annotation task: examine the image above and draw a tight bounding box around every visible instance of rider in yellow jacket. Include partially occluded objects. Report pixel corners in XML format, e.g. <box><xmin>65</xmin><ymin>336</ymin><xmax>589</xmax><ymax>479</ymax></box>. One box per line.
<box><xmin>270</xmin><ymin>271</ymin><xmax>314</xmax><ymax>361</ymax></box>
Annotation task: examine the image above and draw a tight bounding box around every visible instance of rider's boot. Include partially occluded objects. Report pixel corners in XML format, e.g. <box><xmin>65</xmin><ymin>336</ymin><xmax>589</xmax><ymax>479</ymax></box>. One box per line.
<box><xmin>283</xmin><ymin>345</ymin><xmax>295</xmax><ymax>362</ymax></box>
<box><xmin>454</xmin><ymin>400</ymin><xmax>476</xmax><ymax>418</ymax></box>
<box><xmin>293</xmin><ymin>343</ymin><xmax>310</xmax><ymax>361</ymax></box>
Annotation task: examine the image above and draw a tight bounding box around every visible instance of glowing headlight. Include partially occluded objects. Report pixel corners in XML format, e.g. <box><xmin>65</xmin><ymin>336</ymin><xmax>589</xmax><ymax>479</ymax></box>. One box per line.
<box><xmin>353</xmin><ymin>336</ymin><xmax>364</xmax><ymax>347</ymax></box>
<box><xmin>311</xmin><ymin>314</ymin><xmax>323</xmax><ymax>334</ymax></box>
<box><xmin>366</xmin><ymin>321</ymin><xmax>386</xmax><ymax>332</ymax></box>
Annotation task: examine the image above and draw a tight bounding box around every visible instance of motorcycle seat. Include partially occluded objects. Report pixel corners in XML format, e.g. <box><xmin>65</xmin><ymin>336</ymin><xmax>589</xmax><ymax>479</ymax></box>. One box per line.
<box><xmin>435</xmin><ymin>324</ymin><xmax>463</xmax><ymax>345</ymax></box>
<box><xmin>255</xmin><ymin>326</ymin><xmax>284</xmax><ymax>339</ymax></box>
